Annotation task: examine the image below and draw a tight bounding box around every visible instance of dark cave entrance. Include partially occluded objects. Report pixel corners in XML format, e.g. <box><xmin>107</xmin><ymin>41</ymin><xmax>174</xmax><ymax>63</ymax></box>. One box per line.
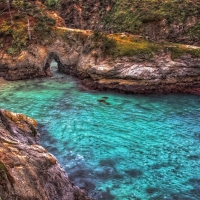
<box><xmin>44</xmin><ymin>52</ymin><xmax>77</xmax><ymax>78</ymax></box>
<box><xmin>44</xmin><ymin>52</ymin><xmax>63</xmax><ymax>76</ymax></box>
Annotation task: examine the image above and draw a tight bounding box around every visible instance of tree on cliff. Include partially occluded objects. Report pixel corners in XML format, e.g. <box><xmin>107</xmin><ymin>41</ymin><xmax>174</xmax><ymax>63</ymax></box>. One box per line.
<box><xmin>12</xmin><ymin>0</ymin><xmax>32</xmax><ymax>40</ymax></box>
<box><xmin>0</xmin><ymin>0</ymin><xmax>13</xmax><ymax>24</ymax></box>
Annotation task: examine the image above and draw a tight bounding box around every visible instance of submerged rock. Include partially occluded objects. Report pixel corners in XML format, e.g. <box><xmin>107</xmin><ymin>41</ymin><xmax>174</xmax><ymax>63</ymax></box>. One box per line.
<box><xmin>0</xmin><ymin>109</ymin><xmax>92</xmax><ymax>200</ymax></box>
<box><xmin>97</xmin><ymin>99</ymin><xmax>110</xmax><ymax>105</ymax></box>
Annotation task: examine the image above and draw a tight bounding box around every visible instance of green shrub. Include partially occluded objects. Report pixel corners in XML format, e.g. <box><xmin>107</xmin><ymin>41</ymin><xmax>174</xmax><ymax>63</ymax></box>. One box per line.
<box><xmin>9</xmin><ymin>28</ymin><xmax>28</xmax><ymax>54</ymax></box>
<box><xmin>7</xmin><ymin>47</ymin><xmax>16</xmax><ymax>55</ymax></box>
<box><xmin>92</xmin><ymin>30</ymin><xmax>117</xmax><ymax>56</ymax></box>
<box><xmin>101</xmin><ymin>36</ymin><xmax>117</xmax><ymax>55</ymax></box>
<box><xmin>39</xmin><ymin>15</ymin><xmax>56</xmax><ymax>26</ymax></box>
<box><xmin>44</xmin><ymin>0</ymin><xmax>59</xmax><ymax>10</ymax></box>
<box><xmin>170</xmin><ymin>45</ymin><xmax>200</xmax><ymax>59</ymax></box>
<box><xmin>187</xmin><ymin>21</ymin><xmax>200</xmax><ymax>40</ymax></box>
<box><xmin>34</xmin><ymin>21</ymin><xmax>52</xmax><ymax>33</ymax></box>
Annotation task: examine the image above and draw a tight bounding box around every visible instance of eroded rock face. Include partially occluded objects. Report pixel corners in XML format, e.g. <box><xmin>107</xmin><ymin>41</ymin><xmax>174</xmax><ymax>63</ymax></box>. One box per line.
<box><xmin>0</xmin><ymin>36</ymin><xmax>83</xmax><ymax>81</ymax></box>
<box><xmin>78</xmin><ymin>52</ymin><xmax>200</xmax><ymax>94</ymax></box>
<box><xmin>0</xmin><ymin>109</ymin><xmax>92</xmax><ymax>200</ymax></box>
<box><xmin>1</xmin><ymin>33</ymin><xmax>200</xmax><ymax>94</ymax></box>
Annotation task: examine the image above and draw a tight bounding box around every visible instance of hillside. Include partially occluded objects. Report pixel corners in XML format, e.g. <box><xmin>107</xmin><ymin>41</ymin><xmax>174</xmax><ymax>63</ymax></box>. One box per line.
<box><xmin>59</xmin><ymin>0</ymin><xmax>200</xmax><ymax>44</ymax></box>
<box><xmin>0</xmin><ymin>0</ymin><xmax>65</xmax><ymax>55</ymax></box>
<box><xmin>1</xmin><ymin>0</ymin><xmax>200</xmax><ymax>59</ymax></box>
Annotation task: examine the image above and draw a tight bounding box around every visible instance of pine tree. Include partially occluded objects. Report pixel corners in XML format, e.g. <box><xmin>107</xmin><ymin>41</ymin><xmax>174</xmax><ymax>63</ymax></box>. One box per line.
<box><xmin>13</xmin><ymin>0</ymin><xmax>32</xmax><ymax>40</ymax></box>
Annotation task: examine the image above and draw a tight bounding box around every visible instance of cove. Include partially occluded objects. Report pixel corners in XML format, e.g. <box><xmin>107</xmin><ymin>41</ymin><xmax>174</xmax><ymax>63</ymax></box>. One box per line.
<box><xmin>0</xmin><ymin>62</ymin><xmax>200</xmax><ymax>200</ymax></box>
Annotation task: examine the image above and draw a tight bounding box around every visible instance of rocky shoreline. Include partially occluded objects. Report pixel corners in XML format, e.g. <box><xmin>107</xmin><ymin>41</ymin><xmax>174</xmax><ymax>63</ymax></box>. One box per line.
<box><xmin>0</xmin><ymin>109</ymin><xmax>92</xmax><ymax>200</ymax></box>
<box><xmin>1</xmin><ymin>34</ymin><xmax>200</xmax><ymax>94</ymax></box>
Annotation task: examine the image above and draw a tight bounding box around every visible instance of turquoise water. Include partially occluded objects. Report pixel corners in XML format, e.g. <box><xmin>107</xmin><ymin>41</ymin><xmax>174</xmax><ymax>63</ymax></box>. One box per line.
<box><xmin>0</xmin><ymin>63</ymin><xmax>200</xmax><ymax>199</ymax></box>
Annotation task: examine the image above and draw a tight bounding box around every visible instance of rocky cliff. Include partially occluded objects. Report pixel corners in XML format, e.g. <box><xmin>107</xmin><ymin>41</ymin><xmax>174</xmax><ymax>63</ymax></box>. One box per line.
<box><xmin>1</xmin><ymin>29</ymin><xmax>200</xmax><ymax>94</ymax></box>
<box><xmin>0</xmin><ymin>108</ymin><xmax>92</xmax><ymax>200</ymax></box>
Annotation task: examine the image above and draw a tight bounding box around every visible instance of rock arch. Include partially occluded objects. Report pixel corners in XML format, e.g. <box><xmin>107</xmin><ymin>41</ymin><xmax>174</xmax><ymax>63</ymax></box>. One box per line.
<box><xmin>44</xmin><ymin>52</ymin><xmax>63</xmax><ymax>76</ymax></box>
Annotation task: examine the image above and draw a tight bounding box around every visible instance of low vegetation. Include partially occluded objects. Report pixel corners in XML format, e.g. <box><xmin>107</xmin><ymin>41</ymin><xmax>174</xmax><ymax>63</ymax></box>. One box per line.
<box><xmin>107</xmin><ymin>33</ymin><xmax>159</xmax><ymax>58</ymax></box>
<box><xmin>91</xmin><ymin>31</ymin><xmax>200</xmax><ymax>59</ymax></box>
<box><xmin>170</xmin><ymin>44</ymin><xmax>200</xmax><ymax>59</ymax></box>
<box><xmin>92</xmin><ymin>30</ymin><xmax>117</xmax><ymax>57</ymax></box>
<box><xmin>59</xmin><ymin>0</ymin><xmax>200</xmax><ymax>43</ymax></box>
<box><xmin>43</xmin><ymin>0</ymin><xmax>59</xmax><ymax>10</ymax></box>
<box><xmin>102</xmin><ymin>0</ymin><xmax>200</xmax><ymax>34</ymax></box>
<box><xmin>0</xmin><ymin>0</ymin><xmax>57</xmax><ymax>54</ymax></box>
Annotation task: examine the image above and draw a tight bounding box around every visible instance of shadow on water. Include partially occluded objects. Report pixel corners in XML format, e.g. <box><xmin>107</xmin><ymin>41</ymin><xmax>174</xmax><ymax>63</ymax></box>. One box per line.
<box><xmin>187</xmin><ymin>155</ymin><xmax>200</xmax><ymax>160</ymax></box>
<box><xmin>147</xmin><ymin>178</ymin><xmax>200</xmax><ymax>200</ymax></box>
<box><xmin>38</xmin><ymin>123</ymin><xmax>60</xmax><ymax>156</ymax></box>
<box><xmin>194</xmin><ymin>132</ymin><xmax>200</xmax><ymax>141</ymax></box>
<box><xmin>91</xmin><ymin>188</ymin><xmax>115</xmax><ymax>200</ymax></box>
<box><xmin>99</xmin><ymin>159</ymin><xmax>116</xmax><ymax>167</ymax></box>
<box><xmin>124</xmin><ymin>169</ymin><xmax>143</xmax><ymax>178</ymax></box>
<box><xmin>38</xmin><ymin>123</ymin><xmax>116</xmax><ymax>200</ymax></box>
<box><xmin>146</xmin><ymin>187</ymin><xmax>159</xmax><ymax>195</ymax></box>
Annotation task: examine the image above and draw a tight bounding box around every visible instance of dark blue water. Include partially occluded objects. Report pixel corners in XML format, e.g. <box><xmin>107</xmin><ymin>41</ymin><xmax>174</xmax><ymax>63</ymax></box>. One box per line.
<box><xmin>0</xmin><ymin>62</ymin><xmax>200</xmax><ymax>199</ymax></box>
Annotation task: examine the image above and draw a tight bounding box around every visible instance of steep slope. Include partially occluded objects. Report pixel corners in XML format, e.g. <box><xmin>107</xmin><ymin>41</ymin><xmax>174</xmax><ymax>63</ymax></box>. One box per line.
<box><xmin>59</xmin><ymin>0</ymin><xmax>113</xmax><ymax>30</ymax></box>
<box><xmin>59</xmin><ymin>0</ymin><xmax>200</xmax><ymax>44</ymax></box>
<box><xmin>0</xmin><ymin>0</ymin><xmax>64</xmax><ymax>55</ymax></box>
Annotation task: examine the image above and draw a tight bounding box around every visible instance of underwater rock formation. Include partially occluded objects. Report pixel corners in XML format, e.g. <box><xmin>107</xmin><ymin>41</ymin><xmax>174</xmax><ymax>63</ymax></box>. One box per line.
<box><xmin>0</xmin><ymin>109</ymin><xmax>92</xmax><ymax>200</ymax></box>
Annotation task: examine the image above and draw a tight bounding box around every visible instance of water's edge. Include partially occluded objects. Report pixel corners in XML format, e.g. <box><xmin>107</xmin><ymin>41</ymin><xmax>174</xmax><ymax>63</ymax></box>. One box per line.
<box><xmin>0</xmin><ymin>64</ymin><xmax>200</xmax><ymax>200</ymax></box>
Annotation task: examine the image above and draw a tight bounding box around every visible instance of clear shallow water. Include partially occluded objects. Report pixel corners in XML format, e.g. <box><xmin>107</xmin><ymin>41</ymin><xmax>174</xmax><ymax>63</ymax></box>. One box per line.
<box><xmin>0</xmin><ymin>63</ymin><xmax>200</xmax><ymax>199</ymax></box>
